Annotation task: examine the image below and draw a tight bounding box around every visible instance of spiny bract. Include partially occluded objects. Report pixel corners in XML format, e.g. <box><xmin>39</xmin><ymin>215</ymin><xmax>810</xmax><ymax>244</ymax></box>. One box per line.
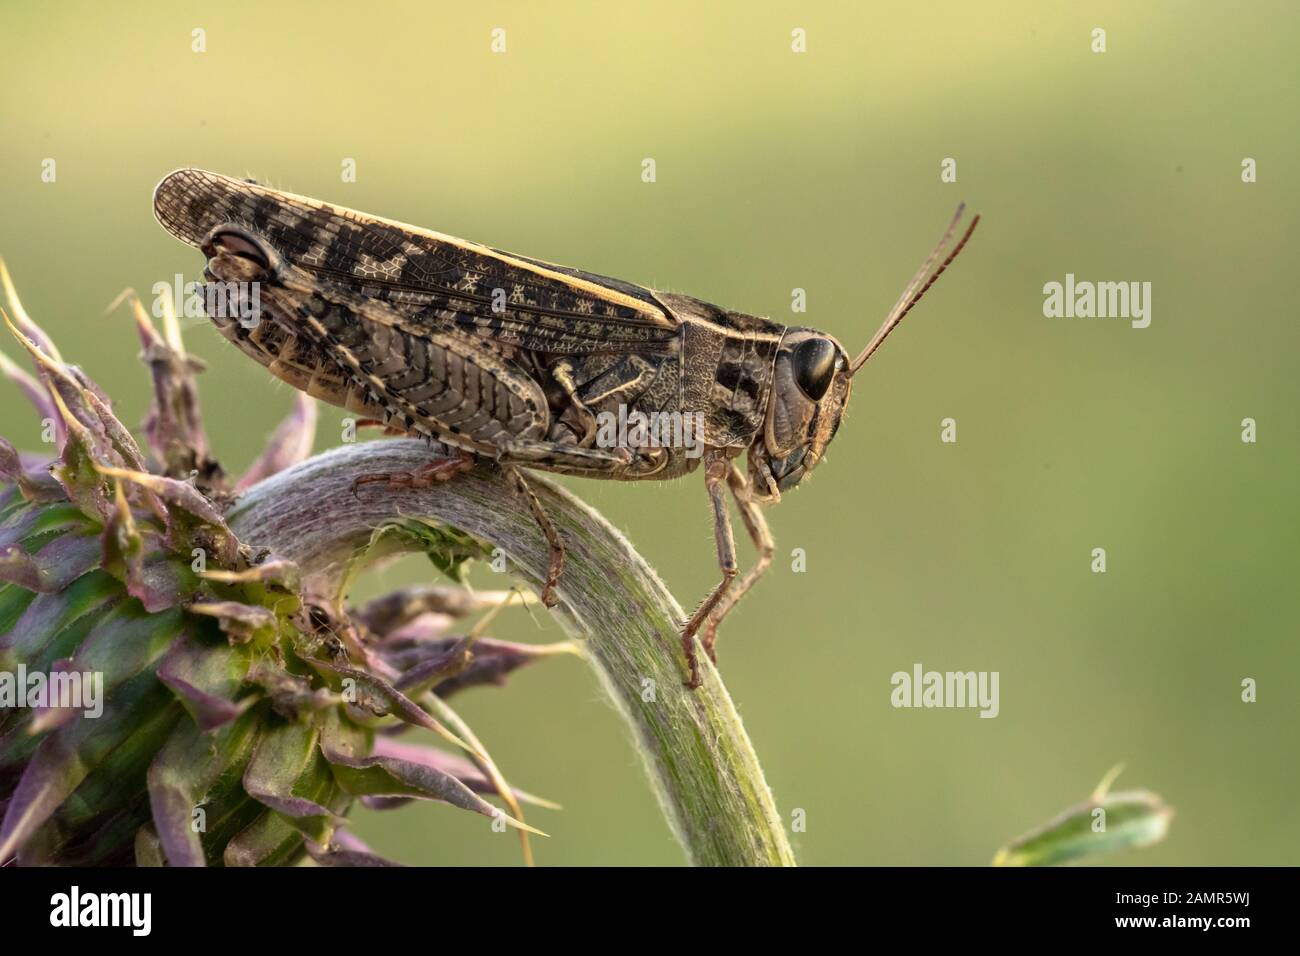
<box><xmin>0</xmin><ymin>266</ymin><xmax>562</xmax><ymax>866</ymax></box>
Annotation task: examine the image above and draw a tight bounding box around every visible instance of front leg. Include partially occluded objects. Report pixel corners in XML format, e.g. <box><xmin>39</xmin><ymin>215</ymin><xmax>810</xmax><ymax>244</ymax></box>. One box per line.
<box><xmin>700</xmin><ymin>464</ymin><xmax>775</xmax><ymax>662</ymax></box>
<box><xmin>682</xmin><ymin>452</ymin><xmax>738</xmax><ymax>688</ymax></box>
<box><xmin>549</xmin><ymin>358</ymin><xmax>598</xmax><ymax>446</ymax></box>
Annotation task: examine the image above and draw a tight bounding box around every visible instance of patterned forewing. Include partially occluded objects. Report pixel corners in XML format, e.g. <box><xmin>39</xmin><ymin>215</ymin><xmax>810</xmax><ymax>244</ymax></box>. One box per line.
<box><xmin>155</xmin><ymin>168</ymin><xmax>678</xmax><ymax>355</ymax></box>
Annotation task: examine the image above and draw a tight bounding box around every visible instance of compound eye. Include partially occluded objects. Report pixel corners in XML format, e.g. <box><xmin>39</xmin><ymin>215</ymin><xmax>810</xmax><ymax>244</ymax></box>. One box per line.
<box><xmin>791</xmin><ymin>337</ymin><xmax>837</xmax><ymax>401</ymax></box>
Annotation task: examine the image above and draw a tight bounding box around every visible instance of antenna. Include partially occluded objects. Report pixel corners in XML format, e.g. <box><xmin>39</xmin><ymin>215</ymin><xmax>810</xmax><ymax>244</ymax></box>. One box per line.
<box><xmin>849</xmin><ymin>206</ymin><xmax>980</xmax><ymax>376</ymax></box>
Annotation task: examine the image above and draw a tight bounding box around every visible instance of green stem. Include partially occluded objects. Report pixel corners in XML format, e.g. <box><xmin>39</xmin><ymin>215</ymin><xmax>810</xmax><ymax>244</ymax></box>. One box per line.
<box><xmin>225</xmin><ymin>439</ymin><xmax>796</xmax><ymax>867</ymax></box>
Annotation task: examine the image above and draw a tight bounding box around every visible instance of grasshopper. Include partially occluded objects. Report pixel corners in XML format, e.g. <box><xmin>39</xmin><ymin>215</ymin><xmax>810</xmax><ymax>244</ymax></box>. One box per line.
<box><xmin>153</xmin><ymin>169</ymin><xmax>978</xmax><ymax>687</ymax></box>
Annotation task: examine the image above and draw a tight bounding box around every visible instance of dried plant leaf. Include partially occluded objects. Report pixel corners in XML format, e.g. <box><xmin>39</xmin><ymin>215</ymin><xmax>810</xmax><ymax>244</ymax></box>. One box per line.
<box><xmin>108</xmin><ymin>288</ymin><xmax>222</xmax><ymax>488</ymax></box>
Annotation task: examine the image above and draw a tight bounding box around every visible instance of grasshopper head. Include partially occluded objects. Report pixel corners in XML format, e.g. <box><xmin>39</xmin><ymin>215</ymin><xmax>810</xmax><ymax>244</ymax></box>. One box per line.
<box><xmin>751</xmin><ymin>205</ymin><xmax>980</xmax><ymax>499</ymax></box>
<box><xmin>754</xmin><ymin>329</ymin><xmax>852</xmax><ymax>495</ymax></box>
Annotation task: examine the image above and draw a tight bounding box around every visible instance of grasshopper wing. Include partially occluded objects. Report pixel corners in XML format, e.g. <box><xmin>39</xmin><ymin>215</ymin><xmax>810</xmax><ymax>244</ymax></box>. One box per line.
<box><xmin>154</xmin><ymin>168</ymin><xmax>679</xmax><ymax>355</ymax></box>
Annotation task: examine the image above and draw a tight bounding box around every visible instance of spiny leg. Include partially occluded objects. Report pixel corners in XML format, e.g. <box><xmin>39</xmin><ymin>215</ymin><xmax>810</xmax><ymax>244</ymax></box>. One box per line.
<box><xmin>504</xmin><ymin>465</ymin><xmax>565</xmax><ymax>609</ymax></box>
<box><xmin>350</xmin><ymin>446</ymin><xmax>476</xmax><ymax>498</ymax></box>
<box><xmin>682</xmin><ymin>453</ymin><xmax>738</xmax><ymax>688</ymax></box>
<box><xmin>700</xmin><ymin>464</ymin><xmax>775</xmax><ymax>662</ymax></box>
<box><xmin>502</xmin><ymin>436</ymin><xmax>672</xmax><ymax>480</ymax></box>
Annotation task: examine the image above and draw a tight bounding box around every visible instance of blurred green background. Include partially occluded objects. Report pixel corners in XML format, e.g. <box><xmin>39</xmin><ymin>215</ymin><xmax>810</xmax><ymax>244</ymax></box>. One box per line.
<box><xmin>1</xmin><ymin>1</ymin><xmax>1296</xmax><ymax>865</ymax></box>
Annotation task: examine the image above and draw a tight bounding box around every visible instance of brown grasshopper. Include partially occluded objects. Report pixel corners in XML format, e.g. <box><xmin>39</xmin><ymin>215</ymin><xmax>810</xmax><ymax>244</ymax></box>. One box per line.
<box><xmin>153</xmin><ymin>169</ymin><xmax>978</xmax><ymax>687</ymax></box>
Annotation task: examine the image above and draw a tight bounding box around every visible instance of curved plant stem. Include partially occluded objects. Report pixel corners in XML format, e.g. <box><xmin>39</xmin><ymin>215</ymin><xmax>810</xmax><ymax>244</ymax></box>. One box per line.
<box><xmin>225</xmin><ymin>439</ymin><xmax>796</xmax><ymax>867</ymax></box>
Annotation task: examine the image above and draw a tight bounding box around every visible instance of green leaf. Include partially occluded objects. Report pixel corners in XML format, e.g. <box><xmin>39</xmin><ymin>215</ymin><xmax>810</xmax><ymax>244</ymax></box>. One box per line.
<box><xmin>371</xmin><ymin>517</ymin><xmax>492</xmax><ymax>584</ymax></box>
<box><xmin>994</xmin><ymin>768</ymin><xmax>1173</xmax><ymax>866</ymax></box>
<box><xmin>0</xmin><ymin>669</ymin><xmax>181</xmax><ymax>861</ymax></box>
<box><xmin>155</xmin><ymin>630</ymin><xmax>255</xmax><ymax>730</ymax></box>
<box><xmin>0</xmin><ymin>569</ymin><xmax>121</xmax><ymax>676</ymax></box>
<box><xmin>223</xmin><ymin>809</ymin><xmax>307</xmax><ymax>867</ymax></box>
<box><xmin>147</xmin><ymin>706</ymin><xmax>264</xmax><ymax>866</ymax></box>
<box><xmin>243</xmin><ymin>719</ymin><xmax>344</xmax><ymax>835</ymax></box>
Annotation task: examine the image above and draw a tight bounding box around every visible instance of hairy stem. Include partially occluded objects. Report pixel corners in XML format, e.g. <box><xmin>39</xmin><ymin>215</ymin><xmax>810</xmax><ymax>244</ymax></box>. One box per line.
<box><xmin>225</xmin><ymin>439</ymin><xmax>796</xmax><ymax>867</ymax></box>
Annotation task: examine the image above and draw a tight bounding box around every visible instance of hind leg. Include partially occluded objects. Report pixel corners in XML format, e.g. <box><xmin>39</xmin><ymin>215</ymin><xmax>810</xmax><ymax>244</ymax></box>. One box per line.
<box><xmin>350</xmin><ymin>447</ymin><xmax>476</xmax><ymax>498</ymax></box>
<box><xmin>503</xmin><ymin>465</ymin><xmax>565</xmax><ymax>608</ymax></box>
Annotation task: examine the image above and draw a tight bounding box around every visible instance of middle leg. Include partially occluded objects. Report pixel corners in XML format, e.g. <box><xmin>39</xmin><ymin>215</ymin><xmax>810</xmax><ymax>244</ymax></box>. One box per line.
<box><xmin>504</xmin><ymin>465</ymin><xmax>565</xmax><ymax>609</ymax></box>
<box><xmin>681</xmin><ymin>452</ymin><xmax>739</xmax><ymax>688</ymax></box>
